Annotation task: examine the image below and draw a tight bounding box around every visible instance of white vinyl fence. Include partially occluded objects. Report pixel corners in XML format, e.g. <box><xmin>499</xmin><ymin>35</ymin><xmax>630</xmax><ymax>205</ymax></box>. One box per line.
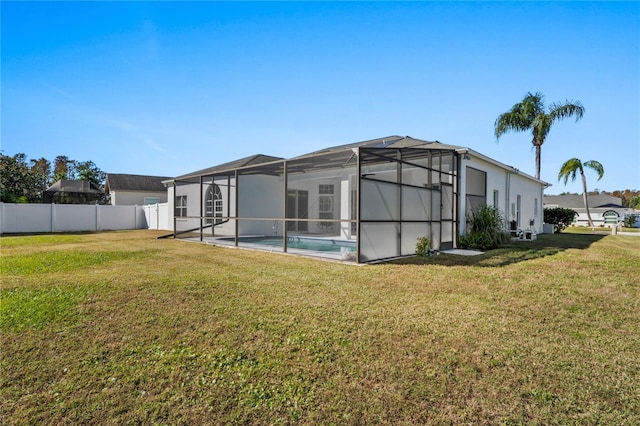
<box><xmin>142</xmin><ymin>202</ymin><xmax>171</xmax><ymax>230</ymax></box>
<box><xmin>0</xmin><ymin>202</ymin><xmax>172</xmax><ymax>234</ymax></box>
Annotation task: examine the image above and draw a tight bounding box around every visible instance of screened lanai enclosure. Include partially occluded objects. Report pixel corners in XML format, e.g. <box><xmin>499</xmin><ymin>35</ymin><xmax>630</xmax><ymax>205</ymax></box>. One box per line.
<box><xmin>171</xmin><ymin>137</ymin><xmax>459</xmax><ymax>263</ymax></box>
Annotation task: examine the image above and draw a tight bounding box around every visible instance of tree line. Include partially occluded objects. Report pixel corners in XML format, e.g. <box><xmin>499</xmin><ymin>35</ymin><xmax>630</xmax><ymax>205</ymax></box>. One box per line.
<box><xmin>0</xmin><ymin>153</ymin><xmax>106</xmax><ymax>203</ymax></box>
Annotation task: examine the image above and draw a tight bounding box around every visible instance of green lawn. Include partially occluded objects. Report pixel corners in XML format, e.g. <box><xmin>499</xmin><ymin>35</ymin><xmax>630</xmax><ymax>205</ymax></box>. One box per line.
<box><xmin>563</xmin><ymin>225</ymin><xmax>640</xmax><ymax>234</ymax></box>
<box><xmin>1</xmin><ymin>230</ymin><xmax>639</xmax><ymax>424</ymax></box>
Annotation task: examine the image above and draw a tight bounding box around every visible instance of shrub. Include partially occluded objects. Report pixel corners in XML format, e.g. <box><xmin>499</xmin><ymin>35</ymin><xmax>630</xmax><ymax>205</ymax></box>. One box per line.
<box><xmin>415</xmin><ymin>236</ymin><xmax>431</xmax><ymax>257</ymax></box>
<box><xmin>460</xmin><ymin>205</ymin><xmax>510</xmax><ymax>250</ymax></box>
<box><xmin>623</xmin><ymin>215</ymin><xmax>637</xmax><ymax>228</ymax></box>
<box><xmin>544</xmin><ymin>207</ymin><xmax>577</xmax><ymax>231</ymax></box>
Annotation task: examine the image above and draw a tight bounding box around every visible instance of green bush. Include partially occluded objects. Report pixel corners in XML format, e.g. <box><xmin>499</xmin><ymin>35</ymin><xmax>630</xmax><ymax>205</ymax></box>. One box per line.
<box><xmin>459</xmin><ymin>205</ymin><xmax>510</xmax><ymax>250</ymax></box>
<box><xmin>623</xmin><ymin>215</ymin><xmax>637</xmax><ymax>228</ymax></box>
<box><xmin>415</xmin><ymin>236</ymin><xmax>431</xmax><ymax>257</ymax></box>
<box><xmin>544</xmin><ymin>207</ymin><xmax>577</xmax><ymax>231</ymax></box>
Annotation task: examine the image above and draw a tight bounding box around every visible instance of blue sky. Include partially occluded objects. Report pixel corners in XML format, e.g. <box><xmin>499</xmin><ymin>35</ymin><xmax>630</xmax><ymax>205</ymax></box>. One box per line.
<box><xmin>2</xmin><ymin>1</ymin><xmax>638</xmax><ymax>194</ymax></box>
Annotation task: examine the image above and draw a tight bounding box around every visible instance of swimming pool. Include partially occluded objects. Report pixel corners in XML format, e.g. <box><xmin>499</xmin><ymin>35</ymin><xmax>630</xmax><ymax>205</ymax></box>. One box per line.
<box><xmin>219</xmin><ymin>236</ymin><xmax>356</xmax><ymax>253</ymax></box>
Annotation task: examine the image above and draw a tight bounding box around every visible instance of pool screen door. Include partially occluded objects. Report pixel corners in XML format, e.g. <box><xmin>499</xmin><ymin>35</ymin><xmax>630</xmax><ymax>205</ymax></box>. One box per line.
<box><xmin>286</xmin><ymin>189</ymin><xmax>308</xmax><ymax>232</ymax></box>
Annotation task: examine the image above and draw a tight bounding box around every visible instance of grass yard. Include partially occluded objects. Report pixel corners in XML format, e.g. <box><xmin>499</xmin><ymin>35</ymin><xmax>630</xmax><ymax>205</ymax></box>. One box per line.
<box><xmin>1</xmin><ymin>230</ymin><xmax>639</xmax><ymax>424</ymax></box>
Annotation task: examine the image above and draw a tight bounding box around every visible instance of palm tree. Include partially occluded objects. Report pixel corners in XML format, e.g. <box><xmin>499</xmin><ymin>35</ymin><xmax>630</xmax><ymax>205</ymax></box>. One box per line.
<box><xmin>558</xmin><ymin>158</ymin><xmax>604</xmax><ymax>227</ymax></box>
<box><xmin>495</xmin><ymin>92</ymin><xmax>585</xmax><ymax>179</ymax></box>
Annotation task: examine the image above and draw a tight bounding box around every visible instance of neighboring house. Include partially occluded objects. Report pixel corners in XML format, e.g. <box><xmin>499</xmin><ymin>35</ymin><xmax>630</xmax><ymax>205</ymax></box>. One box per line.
<box><xmin>43</xmin><ymin>179</ymin><xmax>104</xmax><ymax>204</ymax></box>
<box><xmin>105</xmin><ymin>173</ymin><xmax>172</xmax><ymax>206</ymax></box>
<box><xmin>544</xmin><ymin>194</ymin><xmax>638</xmax><ymax>227</ymax></box>
<box><xmin>164</xmin><ymin>136</ymin><xmax>547</xmax><ymax>263</ymax></box>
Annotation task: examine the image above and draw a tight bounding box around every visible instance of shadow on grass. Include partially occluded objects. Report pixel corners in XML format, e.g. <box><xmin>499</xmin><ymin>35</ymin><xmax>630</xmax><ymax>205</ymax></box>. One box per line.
<box><xmin>390</xmin><ymin>233</ymin><xmax>607</xmax><ymax>267</ymax></box>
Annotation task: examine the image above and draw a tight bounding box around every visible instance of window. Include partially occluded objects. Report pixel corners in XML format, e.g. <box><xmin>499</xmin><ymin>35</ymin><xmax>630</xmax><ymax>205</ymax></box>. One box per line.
<box><xmin>493</xmin><ymin>190</ymin><xmax>499</xmax><ymax>209</ymax></box>
<box><xmin>319</xmin><ymin>184</ymin><xmax>334</xmax><ymax>195</ymax></box>
<box><xmin>215</xmin><ymin>199</ymin><xmax>223</xmax><ymax>221</ymax></box>
<box><xmin>144</xmin><ymin>197</ymin><xmax>160</xmax><ymax>205</ymax></box>
<box><xmin>465</xmin><ymin>167</ymin><xmax>486</xmax><ymax>212</ymax></box>
<box><xmin>319</xmin><ymin>184</ymin><xmax>334</xmax><ymax>230</ymax></box>
<box><xmin>205</xmin><ymin>184</ymin><xmax>223</xmax><ymax>224</ymax></box>
<box><xmin>175</xmin><ymin>196</ymin><xmax>187</xmax><ymax>217</ymax></box>
<box><xmin>516</xmin><ymin>195</ymin><xmax>521</xmax><ymax>228</ymax></box>
<box><xmin>319</xmin><ymin>196</ymin><xmax>333</xmax><ymax>217</ymax></box>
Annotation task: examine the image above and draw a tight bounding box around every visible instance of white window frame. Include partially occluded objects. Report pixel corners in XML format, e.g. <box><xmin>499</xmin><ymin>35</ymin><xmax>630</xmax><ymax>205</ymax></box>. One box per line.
<box><xmin>319</xmin><ymin>184</ymin><xmax>334</xmax><ymax>229</ymax></box>
<box><xmin>175</xmin><ymin>195</ymin><xmax>187</xmax><ymax>217</ymax></box>
<box><xmin>205</xmin><ymin>184</ymin><xmax>223</xmax><ymax>225</ymax></box>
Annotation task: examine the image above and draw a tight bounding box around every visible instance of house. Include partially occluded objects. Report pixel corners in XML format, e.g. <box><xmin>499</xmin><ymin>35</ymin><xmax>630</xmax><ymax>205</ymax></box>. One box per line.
<box><xmin>43</xmin><ymin>179</ymin><xmax>104</xmax><ymax>204</ymax></box>
<box><xmin>543</xmin><ymin>194</ymin><xmax>638</xmax><ymax>227</ymax></box>
<box><xmin>164</xmin><ymin>136</ymin><xmax>548</xmax><ymax>263</ymax></box>
<box><xmin>105</xmin><ymin>173</ymin><xmax>172</xmax><ymax>206</ymax></box>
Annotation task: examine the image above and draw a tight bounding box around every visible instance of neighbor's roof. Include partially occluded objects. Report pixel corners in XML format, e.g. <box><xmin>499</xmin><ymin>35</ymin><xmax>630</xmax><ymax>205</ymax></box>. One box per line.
<box><xmin>44</xmin><ymin>179</ymin><xmax>103</xmax><ymax>194</ymax></box>
<box><xmin>543</xmin><ymin>194</ymin><xmax>623</xmax><ymax>209</ymax></box>
<box><xmin>105</xmin><ymin>173</ymin><xmax>172</xmax><ymax>193</ymax></box>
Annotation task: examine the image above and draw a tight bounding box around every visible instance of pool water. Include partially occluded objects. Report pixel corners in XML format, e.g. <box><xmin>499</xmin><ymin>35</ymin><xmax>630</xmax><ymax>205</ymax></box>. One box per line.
<box><xmin>226</xmin><ymin>236</ymin><xmax>356</xmax><ymax>253</ymax></box>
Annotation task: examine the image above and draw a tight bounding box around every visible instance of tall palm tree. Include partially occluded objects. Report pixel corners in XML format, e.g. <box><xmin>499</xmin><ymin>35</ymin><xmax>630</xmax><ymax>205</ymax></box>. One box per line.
<box><xmin>558</xmin><ymin>158</ymin><xmax>604</xmax><ymax>227</ymax></box>
<box><xmin>495</xmin><ymin>92</ymin><xmax>585</xmax><ymax>179</ymax></box>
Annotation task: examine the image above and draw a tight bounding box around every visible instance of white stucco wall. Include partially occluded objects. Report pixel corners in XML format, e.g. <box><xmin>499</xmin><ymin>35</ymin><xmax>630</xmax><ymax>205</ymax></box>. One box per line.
<box><xmin>110</xmin><ymin>190</ymin><xmax>167</xmax><ymax>206</ymax></box>
<box><xmin>459</xmin><ymin>155</ymin><xmax>545</xmax><ymax>235</ymax></box>
<box><xmin>237</xmin><ymin>174</ymin><xmax>283</xmax><ymax>235</ymax></box>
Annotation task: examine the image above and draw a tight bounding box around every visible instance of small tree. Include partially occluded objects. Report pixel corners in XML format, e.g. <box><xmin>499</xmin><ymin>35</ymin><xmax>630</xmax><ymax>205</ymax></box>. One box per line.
<box><xmin>544</xmin><ymin>207</ymin><xmax>577</xmax><ymax>231</ymax></box>
<box><xmin>29</xmin><ymin>158</ymin><xmax>51</xmax><ymax>203</ymax></box>
<box><xmin>0</xmin><ymin>153</ymin><xmax>34</xmax><ymax>203</ymax></box>
<box><xmin>53</xmin><ymin>155</ymin><xmax>74</xmax><ymax>182</ymax></box>
<box><xmin>415</xmin><ymin>236</ymin><xmax>432</xmax><ymax>257</ymax></box>
<box><xmin>558</xmin><ymin>158</ymin><xmax>604</xmax><ymax>227</ymax></box>
<box><xmin>75</xmin><ymin>160</ymin><xmax>106</xmax><ymax>186</ymax></box>
<box><xmin>623</xmin><ymin>215</ymin><xmax>637</xmax><ymax>228</ymax></box>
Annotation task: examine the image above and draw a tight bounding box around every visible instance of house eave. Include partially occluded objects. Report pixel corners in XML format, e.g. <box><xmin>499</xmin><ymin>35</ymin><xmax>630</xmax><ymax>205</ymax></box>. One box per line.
<box><xmin>456</xmin><ymin>148</ymin><xmax>550</xmax><ymax>187</ymax></box>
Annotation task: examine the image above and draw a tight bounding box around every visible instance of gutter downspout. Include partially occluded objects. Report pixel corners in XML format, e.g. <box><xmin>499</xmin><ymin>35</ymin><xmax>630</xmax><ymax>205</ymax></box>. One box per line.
<box><xmin>455</xmin><ymin>151</ymin><xmax>462</xmax><ymax>246</ymax></box>
<box><xmin>199</xmin><ymin>176</ymin><xmax>203</xmax><ymax>242</ymax></box>
<box><xmin>172</xmin><ymin>181</ymin><xmax>176</xmax><ymax>239</ymax></box>
<box><xmin>356</xmin><ymin>148</ymin><xmax>361</xmax><ymax>264</ymax></box>
<box><xmin>505</xmin><ymin>172</ymin><xmax>511</xmax><ymax>231</ymax></box>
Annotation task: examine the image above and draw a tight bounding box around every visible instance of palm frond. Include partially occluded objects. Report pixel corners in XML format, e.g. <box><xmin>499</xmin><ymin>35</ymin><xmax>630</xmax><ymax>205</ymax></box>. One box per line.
<box><xmin>494</xmin><ymin>92</ymin><xmax>543</xmax><ymax>139</ymax></box>
<box><xmin>549</xmin><ymin>100</ymin><xmax>585</xmax><ymax>122</ymax></box>
<box><xmin>584</xmin><ymin>160</ymin><xmax>604</xmax><ymax>181</ymax></box>
<box><xmin>558</xmin><ymin>158</ymin><xmax>582</xmax><ymax>185</ymax></box>
<box><xmin>522</xmin><ymin>92</ymin><xmax>545</xmax><ymax>116</ymax></box>
<box><xmin>494</xmin><ymin>112</ymin><xmax>531</xmax><ymax>138</ymax></box>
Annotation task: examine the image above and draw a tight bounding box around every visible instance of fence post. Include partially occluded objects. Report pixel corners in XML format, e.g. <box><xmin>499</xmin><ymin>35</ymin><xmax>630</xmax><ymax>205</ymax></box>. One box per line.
<box><xmin>51</xmin><ymin>203</ymin><xmax>56</xmax><ymax>232</ymax></box>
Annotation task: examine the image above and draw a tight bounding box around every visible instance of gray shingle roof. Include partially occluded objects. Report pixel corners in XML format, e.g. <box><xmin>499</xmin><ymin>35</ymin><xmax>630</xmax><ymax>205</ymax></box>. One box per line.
<box><xmin>105</xmin><ymin>174</ymin><xmax>172</xmax><ymax>192</ymax></box>
<box><xmin>174</xmin><ymin>154</ymin><xmax>285</xmax><ymax>180</ymax></box>
<box><xmin>543</xmin><ymin>194</ymin><xmax>623</xmax><ymax>209</ymax></box>
<box><xmin>170</xmin><ymin>136</ymin><xmax>520</xmax><ymax>182</ymax></box>
<box><xmin>299</xmin><ymin>135</ymin><xmax>461</xmax><ymax>158</ymax></box>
